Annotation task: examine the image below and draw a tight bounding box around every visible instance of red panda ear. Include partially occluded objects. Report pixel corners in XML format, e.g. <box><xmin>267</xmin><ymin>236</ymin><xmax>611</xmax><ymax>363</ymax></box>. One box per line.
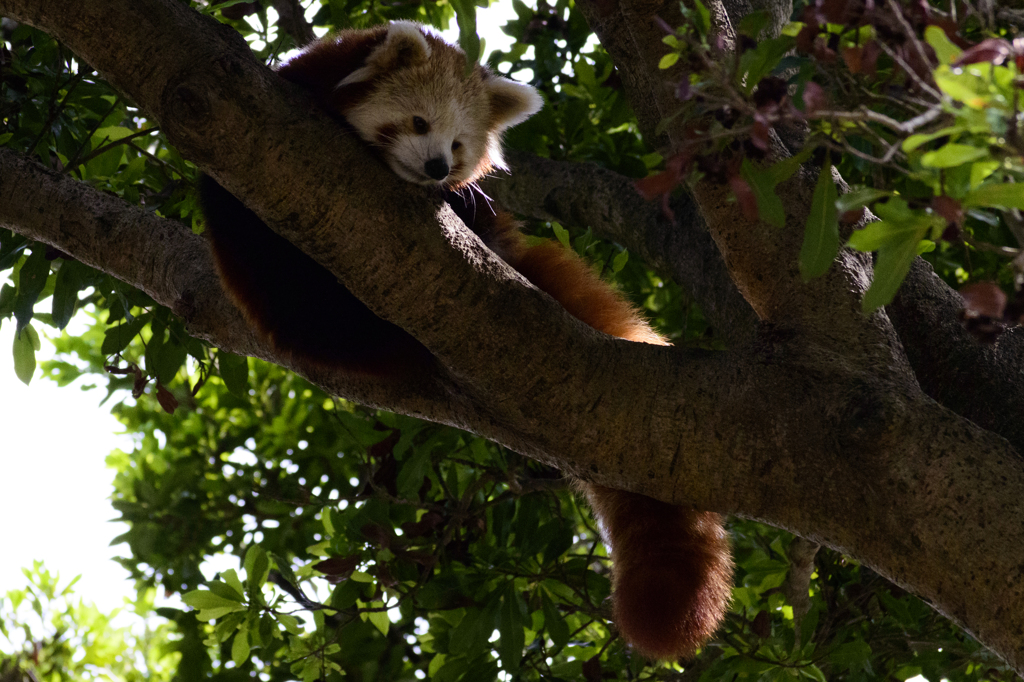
<box><xmin>485</xmin><ymin>75</ymin><xmax>544</xmax><ymax>132</ymax></box>
<box><xmin>361</xmin><ymin>21</ymin><xmax>431</xmax><ymax>75</ymax></box>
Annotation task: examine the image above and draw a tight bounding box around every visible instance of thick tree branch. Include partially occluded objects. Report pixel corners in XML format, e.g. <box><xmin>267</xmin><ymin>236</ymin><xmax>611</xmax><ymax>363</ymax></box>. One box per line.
<box><xmin>490</xmin><ymin>153</ymin><xmax>1024</xmax><ymax>455</ymax></box>
<box><xmin>6</xmin><ymin>0</ymin><xmax>1024</xmax><ymax>669</ymax></box>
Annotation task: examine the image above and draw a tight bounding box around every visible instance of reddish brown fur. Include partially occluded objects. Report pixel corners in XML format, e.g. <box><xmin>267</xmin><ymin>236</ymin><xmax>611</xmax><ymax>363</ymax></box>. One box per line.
<box><xmin>202</xmin><ymin>22</ymin><xmax>732</xmax><ymax>661</ymax></box>
<box><xmin>465</xmin><ymin>204</ymin><xmax>733</xmax><ymax>660</ymax></box>
<box><xmin>276</xmin><ymin>26</ymin><xmax>389</xmax><ymax>115</ymax></box>
<box><xmin>585</xmin><ymin>486</ymin><xmax>732</xmax><ymax>659</ymax></box>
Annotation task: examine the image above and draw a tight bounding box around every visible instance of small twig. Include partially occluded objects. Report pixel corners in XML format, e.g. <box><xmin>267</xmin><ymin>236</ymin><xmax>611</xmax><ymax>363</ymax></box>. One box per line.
<box><xmin>965</xmin><ymin>236</ymin><xmax>1022</xmax><ymax>258</ymax></box>
<box><xmin>875</xmin><ymin>38</ymin><xmax>944</xmax><ymax>102</ymax></box>
<box><xmin>73</xmin><ymin>126</ymin><xmax>160</xmax><ymax>168</ymax></box>
<box><xmin>886</xmin><ymin>0</ymin><xmax>938</xmax><ymax>88</ymax></box>
<box><xmin>810</xmin><ymin>105</ymin><xmax>943</xmax><ymax>135</ymax></box>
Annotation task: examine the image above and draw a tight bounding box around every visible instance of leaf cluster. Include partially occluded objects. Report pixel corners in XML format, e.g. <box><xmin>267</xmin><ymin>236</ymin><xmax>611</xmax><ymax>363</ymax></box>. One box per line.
<box><xmin>640</xmin><ymin>0</ymin><xmax>1024</xmax><ymax>318</ymax></box>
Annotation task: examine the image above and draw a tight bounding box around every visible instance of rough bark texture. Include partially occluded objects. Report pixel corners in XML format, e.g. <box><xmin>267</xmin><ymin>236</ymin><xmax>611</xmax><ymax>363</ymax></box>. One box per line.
<box><xmin>4</xmin><ymin>0</ymin><xmax>1024</xmax><ymax>670</ymax></box>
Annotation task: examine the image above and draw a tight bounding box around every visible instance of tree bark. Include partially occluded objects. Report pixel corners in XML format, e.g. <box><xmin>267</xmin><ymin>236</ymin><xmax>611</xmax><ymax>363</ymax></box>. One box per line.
<box><xmin>4</xmin><ymin>0</ymin><xmax>1024</xmax><ymax>670</ymax></box>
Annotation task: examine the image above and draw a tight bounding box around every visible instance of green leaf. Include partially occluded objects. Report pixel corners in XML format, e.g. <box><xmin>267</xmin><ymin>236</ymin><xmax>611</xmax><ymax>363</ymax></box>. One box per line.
<box><xmin>195</xmin><ymin>605</ymin><xmax>246</xmax><ymax>622</ymax></box>
<box><xmin>396</xmin><ymin>447</ymin><xmax>431</xmax><ymax>500</ymax></box>
<box><xmin>231</xmin><ymin>628</ymin><xmax>250</xmax><ymax>667</ymax></box>
<box><xmin>970</xmin><ymin>160</ymin><xmax>1000</xmax><ymax>189</ymax></box>
<box><xmin>836</xmin><ymin>187</ymin><xmax>891</xmax><ymax>214</ymax></box>
<box><xmin>611</xmin><ymin>249</ymin><xmax>629</xmax><ymax>274</ymax></box>
<box><xmin>449</xmin><ymin>0</ymin><xmax>480</xmax><ymax>71</ymax></box>
<box><xmin>497</xmin><ymin>586</ymin><xmax>525</xmax><ymax>674</ymax></box>
<box><xmin>691</xmin><ymin>0</ymin><xmax>711</xmax><ymax>37</ymax></box>
<box><xmin>13</xmin><ymin>323</ymin><xmax>39</xmax><ymax>385</ymax></box>
<box><xmin>278</xmin><ymin>612</ymin><xmax>303</xmax><ymax>635</ymax></box>
<box><xmin>551</xmin><ymin>222</ymin><xmax>571</xmax><ymax>251</ymax></box>
<box><xmin>800</xmin><ymin>159</ymin><xmax>839</xmax><ymax>280</ymax></box>
<box><xmin>658</xmin><ymin>52</ymin><xmax>680</xmax><ymax>69</ymax></box>
<box><xmin>920</xmin><ymin>143</ymin><xmax>988</xmax><ymax>169</ymax></box>
<box><xmin>924</xmin><ymin>25</ymin><xmax>961</xmax><ymax>65</ymax></box>
<box><xmin>219</xmin><ymin>571</ymin><xmax>246</xmax><ymax>601</ymax></box>
<box><xmin>541</xmin><ymin>591</ymin><xmax>569</xmax><ymax>648</ymax></box>
<box><xmin>271</xmin><ymin>552</ymin><xmax>299</xmax><ymax>590</ymax></box>
<box><xmin>365</xmin><ymin>601</ymin><xmax>390</xmax><ymax>635</ymax></box>
<box><xmin>934</xmin><ymin>68</ymin><xmax>988</xmax><ymax>107</ymax></box>
<box><xmin>244</xmin><ymin>545</ymin><xmax>270</xmax><ymax>589</ymax></box>
<box><xmin>101</xmin><ymin>314</ymin><xmax>150</xmax><ymax>356</ymax></box>
<box><xmin>13</xmin><ymin>249</ymin><xmax>50</xmax><ymax>334</ymax></box>
<box><xmin>152</xmin><ymin>334</ymin><xmax>187</xmax><ymax>385</ymax></box>
<box><xmin>218</xmin><ymin>350</ymin><xmax>250</xmax><ymax>397</ymax></box>
<box><xmin>429</xmin><ymin>654</ymin><xmax>447</xmax><ymax>678</ymax></box>
<box><xmin>741</xmin><ymin>158</ymin><xmax>786</xmax><ymax>228</ymax></box>
<box><xmin>765</xmin><ymin>144</ymin><xmax>816</xmax><ymax>186</ymax></box>
<box><xmin>182</xmin><ymin>589</ymin><xmax>246</xmax><ymax>610</ymax></box>
<box><xmin>51</xmin><ymin>259</ymin><xmax>87</xmax><ymax>331</ymax></box>
<box><xmin>449</xmin><ymin>605</ymin><xmax>497</xmax><ymax>654</ymax></box>
<box><xmin>737</xmin><ymin>35</ymin><xmax>796</xmax><ymax>94</ymax></box>
<box><xmin>902</xmin><ymin>125</ymin><xmax>967</xmax><ymax>152</ymax></box>
<box><xmin>862</xmin><ymin>231</ymin><xmax>924</xmax><ymax>313</ymax></box>
<box><xmin>963</xmin><ymin>182</ymin><xmax>1024</xmax><ymax>209</ymax></box>
<box><xmin>737</xmin><ymin>9</ymin><xmax>770</xmax><ymax>39</ymax></box>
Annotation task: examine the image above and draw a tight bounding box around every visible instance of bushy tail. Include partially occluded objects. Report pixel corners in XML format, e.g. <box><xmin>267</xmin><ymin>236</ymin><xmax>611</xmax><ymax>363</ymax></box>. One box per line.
<box><xmin>467</xmin><ymin>196</ymin><xmax>733</xmax><ymax>658</ymax></box>
<box><xmin>583</xmin><ymin>484</ymin><xmax>733</xmax><ymax>660</ymax></box>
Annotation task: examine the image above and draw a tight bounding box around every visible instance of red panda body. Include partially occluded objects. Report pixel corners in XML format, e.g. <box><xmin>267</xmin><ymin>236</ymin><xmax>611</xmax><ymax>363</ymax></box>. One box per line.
<box><xmin>200</xmin><ymin>21</ymin><xmax>732</xmax><ymax>660</ymax></box>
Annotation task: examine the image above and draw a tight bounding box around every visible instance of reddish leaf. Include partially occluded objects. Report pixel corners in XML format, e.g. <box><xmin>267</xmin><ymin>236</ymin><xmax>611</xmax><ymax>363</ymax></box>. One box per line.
<box><xmin>314</xmin><ymin>555</ymin><xmax>361</xmax><ymax>578</ymax></box>
<box><xmin>931</xmin><ymin>195</ymin><xmax>963</xmax><ymax>227</ymax></box>
<box><xmin>582</xmin><ymin>657</ymin><xmax>602</xmax><ymax>682</ymax></box>
<box><xmin>133</xmin><ymin>368</ymin><xmax>148</xmax><ymax>399</ymax></box>
<box><xmin>156</xmin><ymin>383</ymin><xmax>178</xmax><ymax>414</ymax></box>
<box><xmin>221</xmin><ymin>1</ymin><xmax>259</xmax><ymax>19</ymax></box>
<box><xmin>635</xmin><ymin>170</ymin><xmax>678</xmax><ymax>200</ymax></box>
<box><xmin>753</xmin><ymin>77</ymin><xmax>788</xmax><ymax>108</ymax></box>
<box><xmin>930</xmin><ymin>18</ymin><xmax>971</xmax><ymax>49</ymax></box>
<box><xmin>376</xmin><ymin>563</ymin><xmax>399</xmax><ymax>588</ymax></box>
<box><xmin>861</xmin><ymin>39</ymin><xmax>881</xmax><ymax>75</ymax></box>
<box><xmin>361</xmin><ymin>522</ymin><xmax>394</xmax><ymax>548</ymax></box>
<box><xmin>813</xmin><ymin>36</ymin><xmax>838</xmax><ymax>63</ymax></box>
<box><xmin>840</xmin><ymin>207</ymin><xmax>866</xmax><ymax>225</ymax></box>
<box><xmin>728</xmin><ymin>174</ymin><xmax>760</xmax><ymax>222</ymax></box>
<box><xmin>675</xmin><ymin>76</ymin><xmax>692</xmax><ymax>100</ymax></box>
<box><xmin>398</xmin><ymin>550</ymin><xmax>438</xmax><ymax>567</ymax></box>
<box><xmin>803</xmin><ymin>81</ymin><xmax>829</xmax><ymax>114</ymax></box>
<box><xmin>843</xmin><ymin>46</ymin><xmax>864</xmax><ymax>73</ymax></box>
<box><xmin>752</xmin><ymin>610</ymin><xmax>771</xmax><ymax>638</ymax></box>
<box><xmin>796</xmin><ymin>22</ymin><xmax>818</xmax><ymax>53</ymax></box>
<box><xmin>961</xmin><ymin>282</ymin><xmax>1007</xmax><ymax>320</ymax></box>
<box><xmin>401</xmin><ymin>511</ymin><xmax>444</xmax><ymax>537</ymax></box>
<box><xmin>751</xmin><ymin>113</ymin><xmax>771</xmax><ymax>151</ymax></box>
<box><xmin>820</xmin><ymin>0</ymin><xmax>850</xmax><ymax>24</ymax></box>
<box><xmin>953</xmin><ymin>38</ymin><xmax>1012</xmax><ymax>67</ymax></box>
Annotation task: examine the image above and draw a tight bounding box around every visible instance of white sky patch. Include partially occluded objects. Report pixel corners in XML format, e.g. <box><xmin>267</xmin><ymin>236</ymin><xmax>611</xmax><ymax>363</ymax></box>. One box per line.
<box><xmin>0</xmin><ymin>319</ymin><xmax>135</xmax><ymax>613</ymax></box>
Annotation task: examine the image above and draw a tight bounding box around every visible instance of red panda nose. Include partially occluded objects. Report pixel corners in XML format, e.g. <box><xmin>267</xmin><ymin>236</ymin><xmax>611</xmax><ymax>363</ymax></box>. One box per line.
<box><xmin>424</xmin><ymin>157</ymin><xmax>449</xmax><ymax>181</ymax></box>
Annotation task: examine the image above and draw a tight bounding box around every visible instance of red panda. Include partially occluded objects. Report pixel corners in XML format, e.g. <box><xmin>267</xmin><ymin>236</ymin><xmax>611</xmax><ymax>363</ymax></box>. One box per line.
<box><xmin>199</xmin><ymin>20</ymin><xmax>732</xmax><ymax>660</ymax></box>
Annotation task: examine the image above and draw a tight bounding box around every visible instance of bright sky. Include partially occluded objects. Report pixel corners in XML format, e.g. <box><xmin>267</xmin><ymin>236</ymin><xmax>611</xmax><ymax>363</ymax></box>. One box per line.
<box><xmin>0</xmin><ymin>319</ymin><xmax>135</xmax><ymax>613</ymax></box>
<box><xmin>0</xmin><ymin>1</ymin><xmax>522</xmax><ymax>619</ymax></box>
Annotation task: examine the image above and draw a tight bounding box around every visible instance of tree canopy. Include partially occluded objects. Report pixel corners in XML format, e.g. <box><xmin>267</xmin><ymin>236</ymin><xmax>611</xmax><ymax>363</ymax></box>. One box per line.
<box><xmin>2</xmin><ymin>0</ymin><xmax>1024</xmax><ymax>680</ymax></box>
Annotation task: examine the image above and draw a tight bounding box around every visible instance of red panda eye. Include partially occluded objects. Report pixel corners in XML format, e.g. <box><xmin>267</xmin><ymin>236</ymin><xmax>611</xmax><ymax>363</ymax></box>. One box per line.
<box><xmin>451</xmin><ymin>141</ymin><xmax>462</xmax><ymax>151</ymax></box>
<box><xmin>412</xmin><ymin>116</ymin><xmax>429</xmax><ymax>134</ymax></box>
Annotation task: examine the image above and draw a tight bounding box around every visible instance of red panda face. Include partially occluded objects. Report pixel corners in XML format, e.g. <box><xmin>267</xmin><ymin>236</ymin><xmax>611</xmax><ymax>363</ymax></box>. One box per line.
<box><xmin>304</xmin><ymin>21</ymin><xmax>542</xmax><ymax>187</ymax></box>
<box><xmin>345</xmin><ymin>79</ymin><xmax>492</xmax><ymax>186</ymax></box>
